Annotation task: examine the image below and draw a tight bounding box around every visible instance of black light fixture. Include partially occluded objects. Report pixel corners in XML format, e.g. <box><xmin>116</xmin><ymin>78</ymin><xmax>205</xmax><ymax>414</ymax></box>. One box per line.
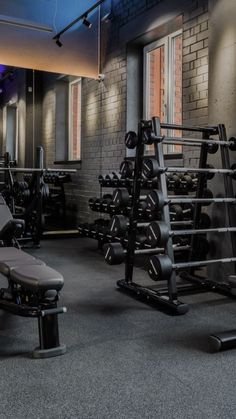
<box><xmin>55</xmin><ymin>36</ymin><xmax>63</xmax><ymax>47</ymax></box>
<box><xmin>83</xmin><ymin>14</ymin><xmax>92</xmax><ymax>29</ymax></box>
<box><xmin>53</xmin><ymin>0</ymin><xmax>105</xmax><ymax>47</ymax></box>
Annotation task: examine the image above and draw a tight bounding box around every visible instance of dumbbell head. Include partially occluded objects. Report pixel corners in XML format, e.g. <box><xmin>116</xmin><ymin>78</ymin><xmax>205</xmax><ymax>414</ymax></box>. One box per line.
<box><xmin>146</xmin><ymin>190</ymin><xmax>165</xmax><ymax>211</ymax></box>
<box><xmin>180</xmin><ymin>174</ymin><xmax>194</xmax><ymax>191</ymax></box>
<box><xmin>146</xmin><ymin>221</ymin><xmax>169</xmax><ymax>247</ymax></box>
<box><xmin>109</xmin><ymin>215</ymin><xmax>128</xmax><ymax>236</ymax></box>
<box><xmin>207</xmin><ymin>142</ymin><xmax>219</xmax><ymax>154</ymax></box>
<box><xmin>229</xmin><ymin>137</ymin><xmax>236</xmax><ymax>151</ymax></box>
<box><xmin>167</xmin><ymin>173</ymin><xmax>181</xmax><ymax>189</ymax></box>
<box><xmin>112</xmin><ymin>188</ymin><xmax>130</xmax><ymax>207</ymax></box>
<box><xmin>230</xmin><ymin>164</ymin><xmax>236</xmax><ymax>180</ymax></box>
<box><xmin>142</xmin><ymin>158</ymin><xmax>159</xmax><ymax>179</ymax></box>
<box><xmin>125</xmin><ymin>131</ymin><xmax>138</xmax><ymax>149</ymax></box>
<box><xmin>169</xmin><ymin>204</ymin><xmax>183</xmax><ymax>221</ymax></box>
<box><xmin>104</xmin><ymin>243</ymin><xmax>125</xmax><ymax>265</ymax></box>
<box><xmin>148</xmin><ymin>254</ymin><xmax>173</xmax><ymax>281</ymax></box>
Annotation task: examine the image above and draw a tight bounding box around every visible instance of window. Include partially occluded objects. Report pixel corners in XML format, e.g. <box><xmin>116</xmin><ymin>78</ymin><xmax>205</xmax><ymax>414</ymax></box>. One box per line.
<box><xmin>5</xmin><ymin>105</ymin><xmax>18</xmax><ymax>161</ymax></box>
<box><xmin>144</xmin><ymin>30</ymin><xmax>182</xmax><ymax>154</ymax></box>
<box><xmin>68</xmin><ymin>78</ymin><xmax>81</xmax><ymax>161</ymax></box>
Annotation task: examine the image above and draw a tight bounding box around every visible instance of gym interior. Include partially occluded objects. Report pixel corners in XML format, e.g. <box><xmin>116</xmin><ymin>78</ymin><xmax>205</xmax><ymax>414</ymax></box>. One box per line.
<box><xmin>0</xmin><ymin>0</ymin><xmax>236</xmax><ymax>418</ymax></box>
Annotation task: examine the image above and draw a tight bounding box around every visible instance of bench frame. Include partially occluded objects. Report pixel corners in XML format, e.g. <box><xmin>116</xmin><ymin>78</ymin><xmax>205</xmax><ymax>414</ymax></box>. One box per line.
<box><xmin>0</xmin><ymin>282</ymin><xmax>66</xmax><ymax>358</ymax></box>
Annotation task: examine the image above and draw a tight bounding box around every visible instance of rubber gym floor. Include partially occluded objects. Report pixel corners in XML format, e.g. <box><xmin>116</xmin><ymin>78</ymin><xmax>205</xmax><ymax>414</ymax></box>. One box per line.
<box><xmin>0</xmin><ymin>237</ymin><xmax>235</xmax><ymax>419</ymax></box>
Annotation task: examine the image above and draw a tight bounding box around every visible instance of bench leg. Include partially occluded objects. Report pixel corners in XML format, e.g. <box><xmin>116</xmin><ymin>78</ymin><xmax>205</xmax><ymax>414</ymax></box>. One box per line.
<box><xmin>33</xmin><ymin>313</ymin><xmax>66</xmax><ymax>359</ymax></box>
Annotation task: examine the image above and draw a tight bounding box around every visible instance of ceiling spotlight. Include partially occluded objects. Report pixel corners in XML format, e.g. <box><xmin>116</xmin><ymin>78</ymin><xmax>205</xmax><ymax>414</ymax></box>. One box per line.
<box><xmin>83</xmin><ymin>15</ymin><xmax>92</xmax><ymax>28</ymax></box>
<box><xmin>55</xmin><ymin>36</ymin><xmax>63</xmax><ymax>47</ymax></box>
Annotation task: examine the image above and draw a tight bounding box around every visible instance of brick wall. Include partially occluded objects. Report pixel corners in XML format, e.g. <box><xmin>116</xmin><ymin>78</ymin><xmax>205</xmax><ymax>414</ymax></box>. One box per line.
<box><xmin>0</xmin><ymin>0</ymin><xmax>210</xmax><ymax>224</ymax></box>
<box><xmin>75</xmin><ymin>0</ymin><xmax>209</xmax><ymax>222</ymax></box>
<box><xmin>182</xmin><ymin>0</ymin><xmax>209</xmax><ymax>166</ymax></box>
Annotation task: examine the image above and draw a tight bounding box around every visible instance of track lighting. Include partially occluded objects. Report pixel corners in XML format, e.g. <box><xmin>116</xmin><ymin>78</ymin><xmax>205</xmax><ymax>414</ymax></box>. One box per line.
<box><xmin>55</xmin><ymin>36</ymin><xmax>63</xmax><ymax>47</ymax></box>
<box><xmin>83</xmin><ymin>15</ymin><xmax>92</xmax><ymax>29</ymax></box>
<box><xmin>53</xmin><ymin>0</ymin><xmax>105</xmax><ymax>45</ymax></box>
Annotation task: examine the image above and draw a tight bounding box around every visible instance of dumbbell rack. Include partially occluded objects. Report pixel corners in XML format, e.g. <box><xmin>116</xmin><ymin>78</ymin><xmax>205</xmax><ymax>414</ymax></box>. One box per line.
<box><xmin>117</xmin><ymin>117</ymin><xmax>236</xmax><ymax>314</ymax></box>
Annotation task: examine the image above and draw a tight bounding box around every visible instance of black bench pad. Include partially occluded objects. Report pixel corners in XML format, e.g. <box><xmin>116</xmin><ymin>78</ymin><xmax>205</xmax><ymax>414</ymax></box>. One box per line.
<box><xmin>0</xmin><ymin>259</ymin><xmax>45</xmax><ymax>276</ymax></box>
<box><xmin>0</xmin><ymin>248</ymin><xmax>34</xmax><ymax>262</ymax></box>
<box><xmin>11</xmin><ymin>265</ymin><xmax>64</xmax><ymax>292</ymax></box>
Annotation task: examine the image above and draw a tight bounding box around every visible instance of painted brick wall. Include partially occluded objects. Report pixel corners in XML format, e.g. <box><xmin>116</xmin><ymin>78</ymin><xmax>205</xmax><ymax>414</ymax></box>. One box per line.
<box><xmin>76</xmin><ymin>0</ymin><xmax>209</xmax><ymax>222</ymax></box>
<box><xmin>0</xmin><ymin>0</ymin><xmax>210</xmax><ymax>224</ymax></box>
<box><xmin>182</xmin><ymin>0</ymin><xmax>209</xmax><ymax>167</ymax></box>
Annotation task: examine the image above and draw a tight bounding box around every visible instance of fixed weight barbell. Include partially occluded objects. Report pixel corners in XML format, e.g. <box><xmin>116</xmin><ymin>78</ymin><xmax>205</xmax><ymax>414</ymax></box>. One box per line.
<box><xmin>124</xmin><ymin>129</ymin><xmax>236</xmax><ymax>151</ymax></box>
<box><xmin>103</xmin><ymin>242</ymin><xmax>191</xmax><ymax>265</ymax></box>
<box><xmin>146</xmin><ymin>220</ymin><xmax>233</xmax><ymax>247</ymax></box>
<box><xmin>109</xmin><ymin>213</ymin><xmax>211</xmax><ymax>238</ymax></box>
<box><xmin>146</xmin><ymin>189</ymin><xmax>221</xmax><ymax>211</ymax></box>
<box><xmin>142</xmin><ymin>158</ymin><xmax>229</xmax><ymax>180</ymax></box>
<box><xmin>148</xmin><ymin>254</ymin><xmax>236</xmax><ymax>281</ymax></box>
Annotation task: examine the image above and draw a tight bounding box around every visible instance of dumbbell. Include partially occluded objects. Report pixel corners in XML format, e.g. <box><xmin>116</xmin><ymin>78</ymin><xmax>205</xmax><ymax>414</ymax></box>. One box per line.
<box><xmin>148</xmin><ymin>252</ymin><xmax>236</xmax><ymax>281</ymax></box>
<box><xmin>104</xmin><ymin>242</ymin><xmax>190</xmax><ymax>265</ymax></box>
<box><xmin>146</xmin><ymin>217</ymin><xmax>213</xmax><ymax>247</ymax></box>
<box><xmin>146</xmin><ymin>189</ymin><xmax>215</xmax><ymax>211</ymax></box>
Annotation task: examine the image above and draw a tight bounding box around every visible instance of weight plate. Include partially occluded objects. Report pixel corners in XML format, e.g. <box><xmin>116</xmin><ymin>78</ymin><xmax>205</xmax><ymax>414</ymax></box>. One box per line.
<box><xmin>148</xmin><ymin>254</ymin><xmax>173</xmax><ymax>281</ymax></box>
<box><xmin>146</xmin><ymin>189</ymin><xmax>165</xmax><ymax>211</ymax></box>
<box><xmin>142</xmin><ymin>158</ymin><xmax>159</xmax><ymax>179</ymax></box>
<box><xmin>125</xmin><ymin>131</ymin><xmax>138</xmax><ymax>149</ymax></box>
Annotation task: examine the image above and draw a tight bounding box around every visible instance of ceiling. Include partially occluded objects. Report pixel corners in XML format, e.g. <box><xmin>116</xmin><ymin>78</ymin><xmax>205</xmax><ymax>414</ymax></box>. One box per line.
<box><xmin>0</xmin><ymin>0</ymin><xmax>107</xmax><ymax>78</ymax></box>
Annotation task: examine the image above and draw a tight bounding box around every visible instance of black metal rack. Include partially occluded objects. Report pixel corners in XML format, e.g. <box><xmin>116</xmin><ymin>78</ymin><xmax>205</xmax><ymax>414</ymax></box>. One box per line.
<box><xmin>116</xmin><ymin>117</ymin><xmax>236</xmax><ymax>314</ymax></box>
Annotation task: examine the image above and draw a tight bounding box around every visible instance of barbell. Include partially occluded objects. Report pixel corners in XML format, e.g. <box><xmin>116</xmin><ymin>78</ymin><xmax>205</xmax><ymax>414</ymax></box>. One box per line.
<box><xmin>124</xmin><ymin>129</ymin><xmax>236</xmax><ymax>151</ymax></box>
<box><xmin>109</xmin><ymin>213</ymin><xmax>211</xmax><ymax>238</ymax></box>
<box><xmin>103</xmin><ymin>242</ymin><xmax>191</xmax><ymax>266</ymax></box>
<box><xmin>146</xmin><ymin>189</ymin><xmax>220</xmax><ymax>211</ymax></box>
<box><xmin>146</xmin><ymin>220</ymin><xmax>233</xmax><ymax>247</ymax></box>
<box><xmin>142</xmin><ymin>158</ymin><xmax>229</xmax><ymax>179</ymax></box>
<box><xmin>148</xmin><ymin>254</ymin><xmax>236</xmax><ymax>281</ymax></box>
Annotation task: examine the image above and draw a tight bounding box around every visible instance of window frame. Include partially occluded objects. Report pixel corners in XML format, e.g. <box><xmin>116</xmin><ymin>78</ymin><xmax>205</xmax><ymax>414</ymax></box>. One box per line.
<box><xmin>143</xmin><ymin>30</ymin><xmax>183</xmax><ymax>154</ymax></box>
<box><xmin>4</xmin><ymin>104</ymin><xmax>19</xmax><ymax>162</ymax></box>
<box><xmin>68</xmin><ymin>77</ymin><xmax>82</xmax><ymax>161</ymax></box>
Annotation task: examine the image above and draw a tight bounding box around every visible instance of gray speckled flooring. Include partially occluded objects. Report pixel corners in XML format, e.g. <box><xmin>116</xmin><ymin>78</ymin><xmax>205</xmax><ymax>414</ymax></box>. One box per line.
<box><xmin>0</xmin><ymin>238</ymin><xmax>236</xmax><ymax>419</ymax></box>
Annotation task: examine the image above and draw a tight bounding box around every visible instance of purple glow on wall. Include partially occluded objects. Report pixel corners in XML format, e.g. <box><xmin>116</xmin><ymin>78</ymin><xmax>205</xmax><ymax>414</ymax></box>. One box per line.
<box><xmin>0</xmin><ymin>64</ymin><xmax>7</xmax><ymax>75</ymax></box>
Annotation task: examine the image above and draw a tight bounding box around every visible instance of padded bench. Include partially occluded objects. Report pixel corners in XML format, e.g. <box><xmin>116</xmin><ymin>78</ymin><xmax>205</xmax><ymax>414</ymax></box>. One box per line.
<box><xmin>0</xmin><ymin>247</ymin><xmax>66</xmax><ymax>358</ymax></box>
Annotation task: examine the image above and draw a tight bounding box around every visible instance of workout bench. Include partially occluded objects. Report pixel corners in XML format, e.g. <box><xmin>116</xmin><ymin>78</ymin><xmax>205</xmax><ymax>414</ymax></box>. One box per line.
<box><xmin>0</xmin><ymin>247</ymin><xmax>66</xmax><ymax>358</ymax></box>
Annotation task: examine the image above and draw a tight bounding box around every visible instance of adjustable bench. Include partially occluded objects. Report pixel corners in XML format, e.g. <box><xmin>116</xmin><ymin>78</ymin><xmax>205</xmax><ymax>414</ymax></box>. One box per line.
<box><xmin>0</xmin><ymin>247</ymin><xmax>66</xmax><ymax>358</ymax></box>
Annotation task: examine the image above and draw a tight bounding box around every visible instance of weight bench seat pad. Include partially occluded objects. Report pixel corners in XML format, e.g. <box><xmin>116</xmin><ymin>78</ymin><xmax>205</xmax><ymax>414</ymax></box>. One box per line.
<box><xmin>0</xmin><ymin>247</ymin><xmax>35</xmax><ymax>262</ymax></box>
<box><xmin>0</xmin><ymin>258</ymin><xmax>45</xmax><ymax>276</ymax></box>
<box><xmin>11</xmin><ymin>265</ymin><xmax>64</xmax><ymax>292</ymax></box>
